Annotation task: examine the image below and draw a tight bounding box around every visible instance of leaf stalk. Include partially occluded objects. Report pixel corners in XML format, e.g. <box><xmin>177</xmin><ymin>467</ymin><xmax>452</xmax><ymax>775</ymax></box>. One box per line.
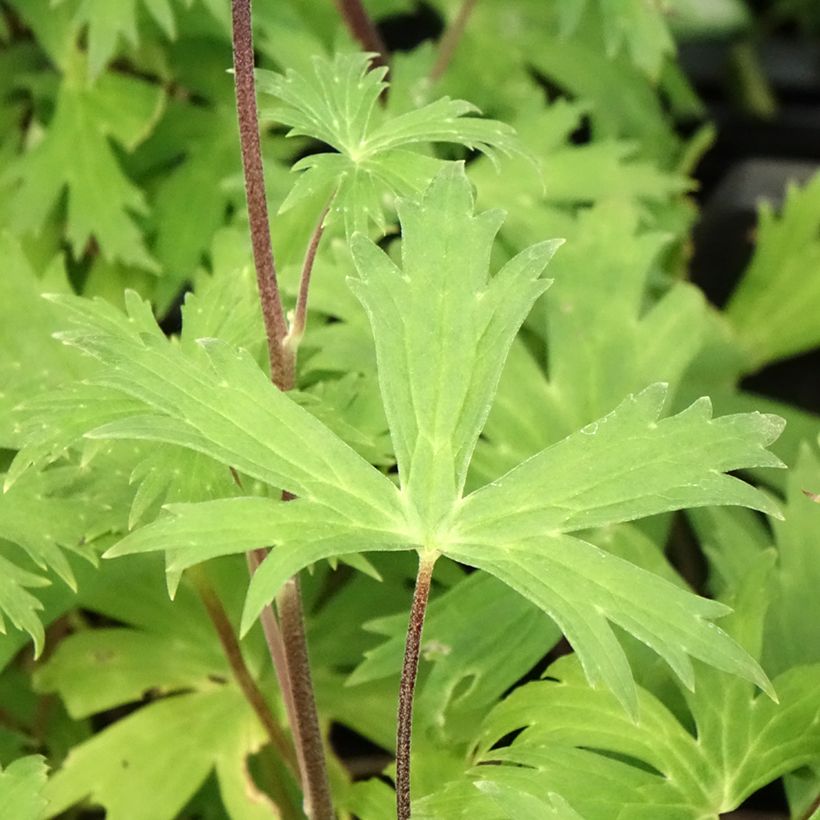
<box><xmin>429</xmin><ymin>0</ymin><xmax>478</xmax><ymax>83</ymax></box>
<box><xmin>189</xmin><ymin>568</ymin><xmax>299</xmax><ymax>778</ymax></box>
<box><xmin>396</xmin><ymin>553</ymin><xmax>438</xmax><ymax>820</ymax></box>
<box><xmin>284</xmin><ymin>194</ymin><xmax>335</xmax><ymax>356</ymax></box>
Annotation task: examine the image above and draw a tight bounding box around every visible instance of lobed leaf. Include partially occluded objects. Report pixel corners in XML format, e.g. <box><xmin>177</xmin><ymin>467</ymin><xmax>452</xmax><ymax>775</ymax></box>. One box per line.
<box><xmin>258</xmin><ymin>52</ymin><xmax>519</xmax><ymax>233</ymax></box>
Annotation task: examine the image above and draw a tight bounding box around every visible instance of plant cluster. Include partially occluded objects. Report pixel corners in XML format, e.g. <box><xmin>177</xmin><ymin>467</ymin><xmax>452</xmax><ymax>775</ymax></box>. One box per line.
<box><xmin>0</xmin><ymin>1</ymin><xmax>819</xmax><ymax>819</ymax></box>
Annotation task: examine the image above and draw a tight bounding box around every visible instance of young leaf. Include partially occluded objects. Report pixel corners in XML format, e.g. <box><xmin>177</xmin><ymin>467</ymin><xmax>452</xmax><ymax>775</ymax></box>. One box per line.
<box><xmin>257</xmin><ymin>52</ymin><xmax>519</xmax><ymax>233</ymax></box>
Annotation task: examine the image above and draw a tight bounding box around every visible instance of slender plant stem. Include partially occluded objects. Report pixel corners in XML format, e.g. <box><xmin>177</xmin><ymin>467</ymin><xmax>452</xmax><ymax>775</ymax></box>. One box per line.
<box><xmin>284</xmin><ymin>194</ymin><xmax>335</xmax><ymax>355</ymax></box>
<box><xmin>276</xmin><ymin>576</ymin><xmax>334</xmax><ymax>820</ymax></box>
<box><xmin>190</xmin><ymin>569</ymin><xmax>298</xmax><ymax>777</ymax></box>
<box><xmin>800</xmin><ymin>793</ymin><xmax>820</xmax><ymax>820</ymax></box>
<box><xmin>231</xmin><ymin>3</ymin><xmax>334</xmax><ymax>817</ymax></box>
<box><xmin>429</xmin><ymin>0</ymin><xmax>477</xmax><ymax>83</ymax></box>
<box><xmin>396</xmin><ymin>554</ymin><xmax>437</xmax><ymax>820</ymax></box>
<box><xmin>246</xmin><ymin>548</ymin><xmax>301</xmax><ymax>736</ymax></box>
<box><xmin>334</xmin><ymin>0</ymin><xmax>389</xmax><ymax>68</ymax></box>
<box><xmin>231</xmin><ymin>0</ymin><xmax>294</xmax><ymax>391</ymax></box>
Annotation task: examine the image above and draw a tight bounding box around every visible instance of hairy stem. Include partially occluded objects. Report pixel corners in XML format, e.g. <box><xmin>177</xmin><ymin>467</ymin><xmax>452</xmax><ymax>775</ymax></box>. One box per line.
<box><xmin>334</xmin><ymin>0</ymin><xmax>389</xmax><ymax>68</ymax></box>
<box><xmin>231</xmin><ymin>0</ymin><xmax>294</xmax><ymax>390</ymax></box>
<box><xmin>249</xmin><ymin>551</ymin><xmax>334</xmax><ymax>819</ymax></box>
<box><xmin>277</xmin><ymin>577</ymin><xmax>334</xmax><ymax>820</ymax></box>
<box><xmin>231</xmin><ymin>3</ymin><xmax>333</xmax><ymax>817</ymax></box>
<box><xmin>429</xmin><ymin>0</ymin><xmax>477</xmax><ymax>83</ymax></box>
<box><xmin>246</xmin><ymin>548</ymin><xmax>301</xmax><ymax>739</ymax></box>
<box><xmin>191</xmin><ymin>569</ymin><xmax>298</xmax><ymax>777</ymax></box>
<box><xmin>284</xmin><ymin>195</ymin><xmax>335</xmax><ymax>355</ymax></box>
<box><xmin>396</xmin><ymin>554</ymin><xmax>437</xmax><ymax>820</ymax></box>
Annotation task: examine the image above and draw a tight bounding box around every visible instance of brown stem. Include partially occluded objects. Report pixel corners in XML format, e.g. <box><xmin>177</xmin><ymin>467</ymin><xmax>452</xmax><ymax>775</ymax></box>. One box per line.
<box><xmin>247</xmin><ymin>549</ymin><xmax>306</xmax><ymax>786</ymax></box>
<box><xmin>231</xmin><ymin>0</ymin><xmax>294</xmax><ymax>391</ymax></box>
<box><xmin>191</xmin><ymin>569</ymin><xmax>298</xmax><ymax>777</ymax></box>
<box><xmin>334</xmin><ymin>0</ymin><xmax>389</xmax><ymax>68</ymax></box>
<box><xmin>276</xmin><ymin>577</ymin><xmax>334</xmax><ymax>820</ymax></box>
<box><xmin>800</xmin><ymin>793</ymin><xmax>820</xmax><ymax>820</ymax></box>
<box><xmin>231</xmin><ymin>4</ymin><xmax>334</xmax><ymax>816</ymax></box>
<box><xmin>396</xmin><ymin>554</ymin><xmax>437</xmax><ymax>820</ymax></box>
<box><xmin>429</xmin><ymin>0</ymin><xmax>478</xmax><ymax>83</ymax></box>
<box><xmin>284</xmin><ymin>195</ymin><xmax>334</xmax><ymax>355</ymax></box>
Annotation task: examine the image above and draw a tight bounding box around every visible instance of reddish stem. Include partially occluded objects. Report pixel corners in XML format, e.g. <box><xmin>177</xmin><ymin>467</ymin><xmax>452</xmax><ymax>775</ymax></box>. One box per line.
<box><xmin>231</xmin><ymin>0</ymin><xmax>294</xmax><ymax>391</ymax></box>
<box><xmin>334</xmin><ymin>0</ymin><xmax>389</xmax><ymax>68</ymax></box>
<box><xmin>285</xmin><ymin>195</ymin><xmax>335</xmax><ymax>355</ymax></box>
<box><xmin>395</xmin><ymin>554</ymin><xmax>437</xmax><ymax>820</ymax></box>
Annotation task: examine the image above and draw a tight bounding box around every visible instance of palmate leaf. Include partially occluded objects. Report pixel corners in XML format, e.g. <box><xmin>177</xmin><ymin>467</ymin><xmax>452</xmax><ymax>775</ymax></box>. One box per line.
<box><xmin>257</xmin><ymin>52</ymin><xmax>519</xmax><ymax>234</ymax></box>
<box><xmin>470</xmin><ymin>98</ymin><xmax>690</xmax><ymax>216</ymax></box>
<box><xmin>3</xmin><ymin>51</ymin><xmax>164</xmax><ymax>269</ymax></box>
<box><xmin>29</xmin><ymin>167</ymin><xmax>785</xmax><ymax>714</ymax></box>
<box><xmin>437</xmin><ymin>554</ymin><xmax>820</xmax><ymax>820</ymax></box>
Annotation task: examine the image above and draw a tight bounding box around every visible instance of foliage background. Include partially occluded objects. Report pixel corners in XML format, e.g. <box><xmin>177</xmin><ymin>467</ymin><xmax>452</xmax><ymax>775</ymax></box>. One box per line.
<box><xmin>0</xmin><ymin>0</ymin><xmax>819</xmax><ymax>818</ymax></box>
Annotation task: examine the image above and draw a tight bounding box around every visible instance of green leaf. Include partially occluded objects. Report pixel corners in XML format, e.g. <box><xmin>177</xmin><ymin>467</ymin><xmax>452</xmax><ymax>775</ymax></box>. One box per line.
<box><xmin>471</xmin><ymin>99</ymin><xmax>690</xmax><ymax>215</ymax></box>
<box><xmin>43</xmin><ymin>688</ymin><xmax>268</xmax><ymax>819</ymax></box>
<box><xmin>4</xmin><ymin>54</ymin><xmax>164</xmax><ymax>269</ymax></box>
<box><xmin>349</xmin><ymin>164</ymin><xmax>559</xmax><ymax>525</ymax></box>
<box><xmin>0</xmin><ymin>551</ymin><xmax>50</xmax><ymax>659</ymax></box>
<box><xmin>557</xmin><ymin>0</ymin><xmax>676</xmax><ymax>79</ymax></box>
<box><xmin>471</xmin><ymin>203</ymin><xmax>707</xmax><ymax>487</ymax></box>
<box><xmin>0</xmin><ymin>233</ymin><xmax>85</xmax><ymax>449</ymax></box>
<box><xmin>37</xmin><ymin>553</ymin><xmax>281</xmax><ymax>818</ymax></box>
<box><xmin>257</xmin><ymin>52</ymin><xmax>519</xmax><ymax>233</ymax></box>
<box><xmin>0</xmin><ymin>755</ymin><xmax>48</xmax><ymax>820</ymax></box>
<box><xmin>55</xmin><ymin>0</ymin><xmax>176</xmax><ymax>78</ymax></box>
<box><xmin>462</xmin><ymin>556</ymin><xmax>820</xmax><ymax>818</ymax></box>
<box><xmin>766</xmin><ymin>445</ymin><xmax>820</xmax><ymax>674</ymax></box>
<box><xmin>726</xmin><ymin>173</ymin><xmax>820</xmax><ymax>368</ymax></box>
<box><xmin>30</xmin><ymin>167</ymin><xmax>784</xmax><ymax>715</ymax></box>
<box><xmin>40</xmin><ymin>291</ymin><xmax>404</xmax><ymax>527</ymax></box>
<box><xmin>693</xmin><ymin>445</ymin><xmax>820</xmax><ymax>676</ymax></box>
<box><xmin>457</xmin><ymin>385</ymin><xmax>783</xmax><ymax>543</ymax></box>
<box><xmin>35</xmin><ymin>627</ymin><xmax>225</xmax><ymax>719</ymax></box>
